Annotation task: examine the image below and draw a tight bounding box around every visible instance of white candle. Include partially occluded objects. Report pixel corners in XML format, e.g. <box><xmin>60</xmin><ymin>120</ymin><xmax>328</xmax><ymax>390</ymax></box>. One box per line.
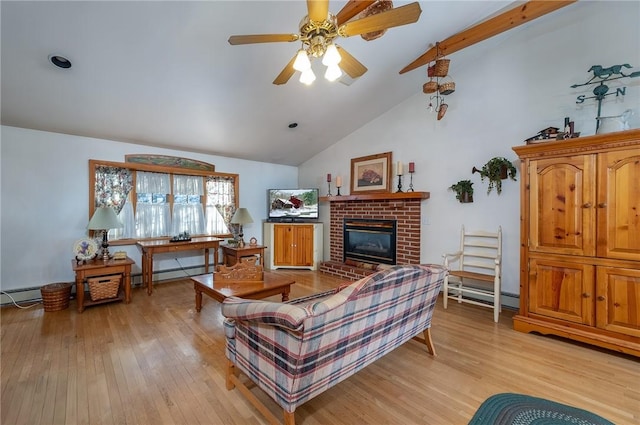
<box><xmin>336</xmin><ymin>176</ymin><xmax>342</xmax><ymax>187</ymax></box>
<box><xmin>397</xmin><ymin>161</ymin><xmax>403</xmax><ymax>175</ymax></box>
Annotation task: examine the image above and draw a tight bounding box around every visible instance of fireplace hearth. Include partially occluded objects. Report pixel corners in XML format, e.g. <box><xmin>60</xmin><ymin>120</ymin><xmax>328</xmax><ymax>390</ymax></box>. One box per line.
<box><xmin>344</xmin><ymin>219</ymin><xmax>396</xmax><ymax>265</ymax></box>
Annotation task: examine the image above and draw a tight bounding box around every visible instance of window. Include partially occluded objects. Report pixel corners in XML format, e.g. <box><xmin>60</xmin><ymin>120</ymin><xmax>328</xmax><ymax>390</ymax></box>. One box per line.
<box><xmin>136</xmin><ymin>171</ymin><xmax>171</xmax><ymax>238</ymax></box>
<box><xmin>89</xmin><ymin>158</ymin><xmax>238</xmax><ymax>242</ymax></box>
<box><xmin>171</xmin><ymin>174</ymin><xmax>205</xmax><ymax>235</ymax></box>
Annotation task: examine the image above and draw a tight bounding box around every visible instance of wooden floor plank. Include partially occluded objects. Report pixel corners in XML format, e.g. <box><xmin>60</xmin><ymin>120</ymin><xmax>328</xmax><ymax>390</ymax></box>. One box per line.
<box><xmin>1</xmin><ymin>270</ymin><xmax>638</xmax><ymax>425</ymax></box>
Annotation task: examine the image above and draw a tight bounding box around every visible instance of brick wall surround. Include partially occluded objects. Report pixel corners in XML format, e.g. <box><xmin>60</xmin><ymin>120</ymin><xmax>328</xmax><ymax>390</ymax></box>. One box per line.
<box><xmin>319</xmin><ymin>193</ymin><xmax>428</xmax><ymax>280</ymax></box>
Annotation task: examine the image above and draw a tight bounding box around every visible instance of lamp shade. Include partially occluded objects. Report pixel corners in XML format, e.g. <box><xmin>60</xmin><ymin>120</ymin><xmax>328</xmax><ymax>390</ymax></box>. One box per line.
<box><xmin>322</xmin><ymin>43</ymin><xmax>341</xmax><ymax>66</ymax></box>
<box><xmin>230</xmin><ymin>208</ymin><xmax>253</xmax><ymax>225</ymax></box>
<box><xmin>293</xmin><ymin>49</ymin><xmax>311</xmax><ymax>72</ymax></box>
<box><xmin>87</xmin><ymin>207</ymin><xmax>122</xmax><ymax>230</ymax></box>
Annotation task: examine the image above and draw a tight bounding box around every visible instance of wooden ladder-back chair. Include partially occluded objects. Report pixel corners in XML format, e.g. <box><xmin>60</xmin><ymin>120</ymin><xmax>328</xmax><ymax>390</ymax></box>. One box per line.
<box><xmin>442</xmin><ymin>225</ymin><xmax>502</xmax><ymax>322</ymax></box>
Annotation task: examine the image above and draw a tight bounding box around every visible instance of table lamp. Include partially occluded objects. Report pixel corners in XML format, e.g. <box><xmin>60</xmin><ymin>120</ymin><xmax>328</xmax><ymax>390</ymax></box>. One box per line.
<box><xmin>230</xmin><ymin>208</ymin><xmax>253</xmax><ymax>248</ymax></box>
<box><xmin>87</xmin><ymin>207</ymin><xmax>123</xmax><ymax>261</ymax></box>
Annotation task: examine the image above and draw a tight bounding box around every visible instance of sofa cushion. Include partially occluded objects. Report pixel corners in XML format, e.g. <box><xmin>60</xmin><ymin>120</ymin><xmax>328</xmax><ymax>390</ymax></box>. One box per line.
<box><xmin>222</xmin><ymin>296</ymin><xmax>311</xmax><ymax>331</ymax></box>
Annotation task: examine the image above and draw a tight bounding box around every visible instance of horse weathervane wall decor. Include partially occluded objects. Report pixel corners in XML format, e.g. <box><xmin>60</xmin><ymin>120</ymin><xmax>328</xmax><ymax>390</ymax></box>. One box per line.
<box><xmin>571</xmin><ymin>63</ymin><xmax>640</xmax><ymax>131</ymax></box>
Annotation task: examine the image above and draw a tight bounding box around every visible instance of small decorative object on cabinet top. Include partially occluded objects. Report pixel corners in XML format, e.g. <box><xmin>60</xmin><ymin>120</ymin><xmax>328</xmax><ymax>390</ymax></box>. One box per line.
<box><xmin>472</xmin><ymin>157</ymin><xmax>517</xmax><ymax>195</ymax></box>
<box><xmin>249</xmin><ymin>237</ymin><xmax>258</xmax><ymax>246</ymax></box>
<box><xmin>570</xmin><ymin>62</ymin><xmax>640</xmax><ymax>132</ymax></box>
<box><xmin>597</xmin><ymin>109</ymin><xmax>633</xmax><ymax>134</ymax></box>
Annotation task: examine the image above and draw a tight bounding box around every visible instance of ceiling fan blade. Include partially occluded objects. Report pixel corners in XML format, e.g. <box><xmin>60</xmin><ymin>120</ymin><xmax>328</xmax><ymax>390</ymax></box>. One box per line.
<box><xmin>307</xmin><ymin>0</ymin><xmax>329</xmax><ymax>22</ymax></box>
<box><xmin>335</xmin><ymin>0</ymin><xmax>376</xmax><ymax>26</ymax></box>
<box><xmin>273</xmin><ymin>54</ymin><xmax>297</xmax><ymax>85</ymax></box>
<box><xmin>339</xmin><ymin>2</ymin><xmax>421</xmax><ymax>37</ymax></box>
<box><xmin>336</xmin><ymin>46</ymin><xmax>368</xmax><ymax>78</ymax></box>
<box><xmin>228</xmin><ymin>34</ymin><xmax>299</xmax><ymax>45</ymax></box>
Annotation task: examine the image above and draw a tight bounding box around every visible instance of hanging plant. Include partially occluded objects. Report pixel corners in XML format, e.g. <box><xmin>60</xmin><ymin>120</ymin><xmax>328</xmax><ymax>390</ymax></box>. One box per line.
<box><xmin>474</xmin><ymin>157</ymin><xmax>517</xmax><ymax>195</ymax></box>
<box><xmin>449</xmin><ymin>180</ymin><xmax>474</xmax><ymax>203</ymax></box>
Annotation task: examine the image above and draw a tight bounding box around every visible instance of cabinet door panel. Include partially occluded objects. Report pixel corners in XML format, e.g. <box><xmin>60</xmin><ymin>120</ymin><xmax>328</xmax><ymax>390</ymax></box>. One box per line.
<box><xmin>529</xmin><ymin>156</ymin><xmax>595</xmax><ymax>256</ymax></box>
<box><xmin>292</xmin><ymin>225</ymin><xmax>314</xmax><ymax>266</ymax></box>
<box><xmin>529</xmin><ymin>258</ymin><xmax>594</xmax><ymax>325</ymax></box>
<box><xmin>597</xmin><ymin>148</ymin><xmax>640</xmax><ymax>260</ymax></box>
<box><xmin>273</xmin><ymin>225</ymin><xmax>292</xmax><ymax>265</ymax></box>
<box><xmin>596</xmin><ymin>266</ymin><xmax>640</xmax><ymax>337</ymax></box>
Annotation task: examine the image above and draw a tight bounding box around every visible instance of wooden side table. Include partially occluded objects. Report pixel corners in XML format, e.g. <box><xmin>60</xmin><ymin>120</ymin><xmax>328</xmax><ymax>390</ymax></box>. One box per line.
<box><xmin>221</xmin><ymin>244</ymin><xmax>266</xmax><ymax>266</ymax></box>
<box><xmin>71</xmin><ymin>257</ymin><xmax>134</xmax><ymax>313</ymax></box>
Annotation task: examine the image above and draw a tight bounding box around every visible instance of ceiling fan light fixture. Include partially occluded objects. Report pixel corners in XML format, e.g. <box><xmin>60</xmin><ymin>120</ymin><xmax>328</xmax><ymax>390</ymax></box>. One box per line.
<box><xmin>324</xmin><ymin>64</ymin><xmax>342</xmax><ymax>82</ymax></box>
<box><xmin>293</xmin><ymin>49</ymin><xmax>311</xmax><ymax>72</ymax></box>
<box><xmin>322</xmin><ymin>43</ymin><xmax>341</xmax><ymax>66</ymax></box>
<box><xmin>300</xmin><ymin>68</ymin><xmax>316</xmax><ymax>85</ymax></box>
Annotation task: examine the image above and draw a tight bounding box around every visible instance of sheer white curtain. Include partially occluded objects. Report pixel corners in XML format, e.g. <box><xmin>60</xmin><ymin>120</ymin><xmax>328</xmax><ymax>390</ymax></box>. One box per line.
<box><xmin>136</xmin><ymin>171</ymin><xmax>171</xmax><ymax>238</ymax></box>
<box><xmin>172</xmin><ymin>175</ymin><xmax>205</xmax><ymax>235</ymax></box>
<box><xmin>111</xmin><ymin>199</ymin><xmax>135</xmax><ymax>239</ymax></box>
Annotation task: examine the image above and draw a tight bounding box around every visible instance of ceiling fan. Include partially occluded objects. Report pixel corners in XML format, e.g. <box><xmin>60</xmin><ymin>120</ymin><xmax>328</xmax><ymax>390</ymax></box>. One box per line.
<box><xmin>228</xmin><ymin>0</ymin><xmax>422</xmax><ymax>85</ymax></box>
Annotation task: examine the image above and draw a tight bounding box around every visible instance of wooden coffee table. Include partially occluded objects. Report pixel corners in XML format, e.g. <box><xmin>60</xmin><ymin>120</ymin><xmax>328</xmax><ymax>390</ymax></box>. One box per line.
<box><xmin>191</xmin><ymin>272</ymin><xmax>294</xmax><ymax>312</ymax></box>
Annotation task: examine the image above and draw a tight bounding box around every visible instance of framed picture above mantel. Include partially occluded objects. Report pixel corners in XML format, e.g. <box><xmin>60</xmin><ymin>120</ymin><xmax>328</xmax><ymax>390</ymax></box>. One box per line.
<box><xmin>350</xmin><ymin>152</ymin><xmax>392</xmax><ymax>194</ymax></box>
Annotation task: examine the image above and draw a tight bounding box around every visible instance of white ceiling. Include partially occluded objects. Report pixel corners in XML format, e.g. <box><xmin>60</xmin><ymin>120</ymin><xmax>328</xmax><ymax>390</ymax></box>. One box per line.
<box><xmin>1</xmin><ymin>1</ymin><xmax>513</xmax><ymax>166</ymax></box>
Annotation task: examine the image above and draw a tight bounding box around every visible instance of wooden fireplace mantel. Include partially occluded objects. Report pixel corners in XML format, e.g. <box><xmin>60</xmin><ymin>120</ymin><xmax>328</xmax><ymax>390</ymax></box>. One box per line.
<box><xmin>320</xmin><ymin>192</ymin><xmax>429</xmax><ymax>202</ymax></box>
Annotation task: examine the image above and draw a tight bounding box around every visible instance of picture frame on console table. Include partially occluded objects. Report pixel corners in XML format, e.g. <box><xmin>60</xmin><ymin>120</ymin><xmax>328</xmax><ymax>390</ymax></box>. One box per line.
<box><xmin>350</xmin><ymin>152</ymin><xmax>392</xmax><ymax>194</ymax></box>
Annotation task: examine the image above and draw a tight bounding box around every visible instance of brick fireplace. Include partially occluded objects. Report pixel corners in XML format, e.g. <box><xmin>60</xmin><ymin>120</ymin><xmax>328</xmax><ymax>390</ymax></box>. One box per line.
<box><xmin>319</xmin><ymin>192</ymin><xmax>430</xmax><ymax>280</ymax></box>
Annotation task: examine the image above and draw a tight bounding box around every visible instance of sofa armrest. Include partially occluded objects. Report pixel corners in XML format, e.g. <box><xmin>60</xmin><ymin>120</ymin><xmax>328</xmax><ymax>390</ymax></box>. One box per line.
<box><xmin>222</xmin><ymin>296</ymin><xmax>311</xmax><ymax>331</ymax></box>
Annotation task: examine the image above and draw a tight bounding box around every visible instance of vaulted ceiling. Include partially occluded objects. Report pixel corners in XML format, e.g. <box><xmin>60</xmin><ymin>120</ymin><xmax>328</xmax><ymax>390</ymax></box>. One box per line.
<box><xmin>1</xmin><ymin>1</ymin><xmax>518</xmax><ymax>165</ymax></box>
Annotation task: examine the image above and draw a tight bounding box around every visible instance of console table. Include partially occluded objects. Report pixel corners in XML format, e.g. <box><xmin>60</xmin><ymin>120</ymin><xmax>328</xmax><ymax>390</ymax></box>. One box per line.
<box><xmin>137</xmin><ymin>236</ymin><xmax>222</xmax><ymax>295</ymax></box>
<box><xmin>72</xmin><ymin>257</ymin><xmax>134</xmax><ymax>313</ymax></box>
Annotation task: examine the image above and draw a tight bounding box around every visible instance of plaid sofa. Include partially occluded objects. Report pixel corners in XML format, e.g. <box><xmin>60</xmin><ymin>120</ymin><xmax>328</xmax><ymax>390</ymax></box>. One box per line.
<box><xmin>221</xmin><ymin>264</ymin><xmax>447</xmax><ymax>425</ymax></box>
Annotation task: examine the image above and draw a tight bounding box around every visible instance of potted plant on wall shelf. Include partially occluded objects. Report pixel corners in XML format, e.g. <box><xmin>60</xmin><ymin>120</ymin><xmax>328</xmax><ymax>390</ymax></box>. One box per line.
<box><xmin>449</xmin><ymin>180</ymin><xmax>474</xmax><ymax>203</ymax></box>
<box><xmin>473</xmin><ymin>157</ymin><xmax>517</xmax><ymax>195</ymax></box>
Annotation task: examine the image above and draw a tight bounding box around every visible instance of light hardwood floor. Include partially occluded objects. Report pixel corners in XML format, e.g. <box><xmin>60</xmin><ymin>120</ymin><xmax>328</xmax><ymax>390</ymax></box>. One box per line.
<box><xmin>2</xmin><ymin>270</ymin><xmax>638</xmax><ymax>425</ymax></box>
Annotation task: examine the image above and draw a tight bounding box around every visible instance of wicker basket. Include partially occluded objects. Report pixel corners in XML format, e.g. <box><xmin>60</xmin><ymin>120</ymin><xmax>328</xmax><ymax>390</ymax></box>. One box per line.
<box><xmin>41</xmin><ymin>282</ymin><xmax>72</xmax><ymax>312</ymax></box>
<box><xmin>437</xmin><ymin>103</ymin><xmax>448</xmax><ymax>121</ymax></box>
<box><xmin>88</xmin><ymin>275</ymin><xmax>120</xmax><ymax>301</ymax></box>
<box><xmin>438</xmin><ymin>79</ymin><xmax>456</xmax><ymax>95</ymax></box>
<box><xmin>423</xmin><ymin>80</ymin><xmax>438</xmax><ymax>94</ymax></box>
<box><xmin>433</xmin><ymin>58</ymin><xmax>450</xmax><ymax>77</ymax></box>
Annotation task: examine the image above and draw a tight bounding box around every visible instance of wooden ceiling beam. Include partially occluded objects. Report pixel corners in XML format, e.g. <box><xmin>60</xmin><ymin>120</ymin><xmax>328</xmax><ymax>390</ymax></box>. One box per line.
<box><xmin>399</xmin><ymin>0</ymin><xmax>577</xmax><ymax>75</ymax></box>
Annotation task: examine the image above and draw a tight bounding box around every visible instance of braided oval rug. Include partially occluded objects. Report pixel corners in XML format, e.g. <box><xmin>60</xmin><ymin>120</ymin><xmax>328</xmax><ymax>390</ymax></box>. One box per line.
<box><xmin>468</xmin><ymin>393</ymin><xmax>615</xmax><ymax>425</ymax></box>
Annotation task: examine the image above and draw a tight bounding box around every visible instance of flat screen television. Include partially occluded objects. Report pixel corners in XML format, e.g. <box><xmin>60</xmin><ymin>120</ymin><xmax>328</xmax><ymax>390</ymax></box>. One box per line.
<box><xmin>268</xmin><ymin>188</ymin><xmax>319</xmax><ymax>222</ymax></box>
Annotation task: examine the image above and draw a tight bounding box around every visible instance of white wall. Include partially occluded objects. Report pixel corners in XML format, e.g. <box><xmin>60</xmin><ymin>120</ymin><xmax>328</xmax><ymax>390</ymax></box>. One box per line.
<box><xmin>298</xmin><ymin>1</ymin><xmax>640</xmax><ymax>296</ymax></box>
<box><xmin>0</xmin><ymin>126</ymin><xmax>298</xmax><ymax>291</ymax></box>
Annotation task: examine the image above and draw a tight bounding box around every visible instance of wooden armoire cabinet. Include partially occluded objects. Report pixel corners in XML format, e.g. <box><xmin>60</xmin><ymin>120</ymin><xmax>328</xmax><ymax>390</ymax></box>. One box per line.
<box><xmin>263</xmin><ymin>222</ymin><xmax>323</xmax><ymax>270</ymax></box>
<box><xmin>513</xmin><ymin>129</ymin><xmax>640</xmax><ymax>357</ymax></box>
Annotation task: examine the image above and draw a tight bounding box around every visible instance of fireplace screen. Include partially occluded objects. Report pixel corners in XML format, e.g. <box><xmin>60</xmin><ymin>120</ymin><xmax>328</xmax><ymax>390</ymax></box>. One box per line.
<box><xmin>343</xmin><ymin>219</ymin><xmax>396</xmax><ymax>265</ymax></box>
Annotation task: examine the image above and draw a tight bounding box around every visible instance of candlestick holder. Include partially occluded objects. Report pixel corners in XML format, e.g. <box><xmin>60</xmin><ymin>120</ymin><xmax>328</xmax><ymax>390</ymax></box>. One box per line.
<box><xmin>327</xmin><ymin>181</ymin><xmax>332</xmax><ymax>197</ymax></box>
<box><xmin>396</xmin><ymin>174</ymin><xmax>403</xmax><ymax>193</ymax></box>
<box><xmin>408</xmin><ymin>171</ymin><xmax>415</xmax><ymax>192</ymax></box>
<box><xmin>336</xmin><ymin>185</ymin><xmax>342</xmax><ymax>196</ymax></box>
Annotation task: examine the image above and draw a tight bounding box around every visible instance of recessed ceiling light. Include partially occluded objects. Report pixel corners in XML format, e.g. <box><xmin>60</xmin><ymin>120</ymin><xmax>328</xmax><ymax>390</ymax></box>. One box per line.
<box><xmin>288</xmin><ymin>122</ymin><xmax>298</xmax><ymax>129</ymax></box>
<box><xmin>48</xmin><ymin>54</ymin><xmax>72</xmax><ymax>69</ymax></box>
